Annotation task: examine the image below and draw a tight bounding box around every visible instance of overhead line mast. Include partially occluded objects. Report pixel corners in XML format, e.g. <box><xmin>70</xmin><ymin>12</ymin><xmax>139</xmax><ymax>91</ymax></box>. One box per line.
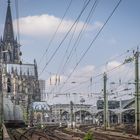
<box><xmin>134</xmin><ymin>48</ymin><xmax>140</xmax><ymax>135</ymax></box>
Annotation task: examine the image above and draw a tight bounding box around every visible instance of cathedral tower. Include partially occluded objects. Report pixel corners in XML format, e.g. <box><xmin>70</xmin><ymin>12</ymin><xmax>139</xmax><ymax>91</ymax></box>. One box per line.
<box><xmin>0</xmin><ymin>0</ymin><xmax>21</xmax><ymax>64</ymax></box>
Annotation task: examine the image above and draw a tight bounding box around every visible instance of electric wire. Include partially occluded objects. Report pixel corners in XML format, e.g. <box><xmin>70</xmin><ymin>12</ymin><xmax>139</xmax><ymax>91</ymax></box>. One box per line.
<box><xmin>59</xmin><ymin>0</ymin><xmax>122</xmax><ymax>92</ymax></box>
<box><xmin>50</xmin><ymin>0</ymin><xmax>99</xmax><ymax>94</ymax></box>
<box><xmin>51</xmin><ymin>47</ymin><xmax>133</xmax><ymax>94</ymax></box>
<box><xmin>59</xmin><ymin>0</ymin><xmax>99</xmax><ymax>75</ymax></box>
<box><xmin>56</xmin><ymin>18</ymin><xmax>80</xmax><ymax>75</ymax></box>
<box><xmin>38</xmin><ymin>0</ymin><xmax>73</xmax><ymax>67</ymax></box>
<box><xmin>39</xmin><ymin>0</ymin><xmax>92</xmax><ymax>76</ymax></box>
<box><xmin>62</xmin><ymin>62</ymin><xmax>125</xmax><ymax>93</ymax></box>
<box><xmin>48</xmin><ymin>0</ymin><xmax>89</xmax><ymax>94</ymax></box>
<box><xmin>49</xmin><ymin>21</ymin><xmax>80</xmax><ymax>94</ymax></box>
<box><xmin>62</xmin><ymin>48</ymin><xmax>136</xmax><ymax>94</ymax></box>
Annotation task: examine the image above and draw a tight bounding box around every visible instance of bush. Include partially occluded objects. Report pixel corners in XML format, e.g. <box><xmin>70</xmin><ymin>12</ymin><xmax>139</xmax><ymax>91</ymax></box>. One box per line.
<box><xmin>36</xmin><ymin>124</ymin><xmax>41</xmax><ymax>129</ymax></box>
<box><xmin>83</xmin><ymin>131</ymin><xmax>94</xmax><ymax>140</ymax></box>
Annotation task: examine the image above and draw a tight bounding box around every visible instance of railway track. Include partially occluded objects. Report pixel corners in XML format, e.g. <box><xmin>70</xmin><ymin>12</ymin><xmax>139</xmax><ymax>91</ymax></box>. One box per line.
<box><xmin>8</xmin><ymin>124</ymin><xmax>139</xmax><ymax>140</ymax></box>
<box><xmin>44</xmin><ymin>125</ymin><xmax>83</xmax><ymax>140</ymax></box>
<box><xmin>8</xmin><ymin>125</ymin><xmax>80</xmax><ymax>140</ymax></box>
<box><xmin>93</xmin><ymin>130</ymin><xmax>140</xmax><ymax>140</ymax></box>
<box><xmin>77</xmin><ymin>125</ymin><xmax>140</xmax><ymax>140</ymax></box>
<box><xmin>8</xmin><ymin>129</ymin><xmax>30</xmax><ymax>140</ymax></box>
<box><xmin>8</xmin><ymin>128</ymin><xmax>51</xmax><ymax>140</ymax></box>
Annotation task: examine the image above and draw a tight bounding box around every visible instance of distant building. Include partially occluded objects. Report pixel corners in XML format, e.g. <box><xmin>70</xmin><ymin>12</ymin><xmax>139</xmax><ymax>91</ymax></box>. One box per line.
<box><xmin>0</xmin><ymin>0</ymin><xmax>41</xmax><ymax>122</ymax></box>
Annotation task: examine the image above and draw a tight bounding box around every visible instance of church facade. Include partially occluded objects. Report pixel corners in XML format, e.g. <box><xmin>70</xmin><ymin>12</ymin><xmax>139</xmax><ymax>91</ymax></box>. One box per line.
<box><xmin>0</xmin><ymin>0</ymin><xmax>41</xmax><ymax>122</ymax></box>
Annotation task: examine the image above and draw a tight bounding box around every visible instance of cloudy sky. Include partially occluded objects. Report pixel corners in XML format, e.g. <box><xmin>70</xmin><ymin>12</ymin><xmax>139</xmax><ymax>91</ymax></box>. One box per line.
<box><xmin>0</xmin><ymin>0</ymin><xmax>140</xmax><ymax>97</ymax></box>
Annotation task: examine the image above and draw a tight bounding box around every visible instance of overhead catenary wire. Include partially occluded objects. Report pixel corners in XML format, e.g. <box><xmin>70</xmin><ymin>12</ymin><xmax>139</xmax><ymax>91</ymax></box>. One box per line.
<box><xmin>48</xmin><ymin>0</ymin><xmax>90</xmax><ymax>94</ymax></box>
<box><xmin>59</xmin><ymin>0</ymin><xmax>99</xmax><ymax>75</ymax></box>
<box><xmin>51</xmin><ymin>47</ymin><xmax>133</xmax><ymax>94</ymax></box>
<box><xmin>56</xmin><ymin>17</ymin><xmax>80</xmax><ymax>75</ymax></box>
<box><xmin>58</xmin><ymin>0</ymin><xmax>122</xmax><ymax>92</ymax></box>
<box><xmin>50</xmin><ymin>0</ymin><xmax>99</xmax><ymax>94</ymax></box>
<box><xmin>39</xmin><ymin>0</ymin><xmax>92</xmax><ymax>77</ymax></box>
<box><xmin>38</xmin><ymin>0</ymin><xmax>73</xmax><ymax>67</ymax></box>
<box><xmin>49</xmin><ymin>22</ymin><xmax>80</xmax><ymax>94</ymax></box>
<box><xmin>107</xmin><ymin>60</ymin><xmax>134</xmax><ymax>81</ymax></box>
<box><xmin>61</xmin><ymin>46</ymin><xmax>137</xmax><ymax>94</ymax></box>
<box><xmin>73</xmin><ymin>57</ymin><xmax>135</xmax><ymax>95</ymax></box>
<box><xmin>85</xmin><ymin>46</ymin><xmax>136</xmax><ymax>77</ymax></box>
<box><xmin>51</xmin><ymin>45</ymin><xmax>135</xmax><ymax>94</ymax></box>
<box><xmin>50</xmin><ymin>62</ymin><xmax>134</xmax><ymax>97</ymax></box>
<box><xmin>62</xmin><ymin>61</ymin><xmax>125</xmax><ymax>93</ymax></box>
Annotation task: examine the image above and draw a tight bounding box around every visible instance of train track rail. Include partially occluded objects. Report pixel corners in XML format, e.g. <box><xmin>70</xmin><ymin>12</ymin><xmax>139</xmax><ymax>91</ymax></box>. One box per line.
<box><xmin>8</xmin><ymin>129</ymin><xmax>29</xmax><ymax>140</ymax></box>
<box><xmin>77</xmin><ymin>125</ymin><xmax>140</xmax><ymax>140</ymax></box>
<box><xmin>8</xmin><ymin>124</ymin><xmax>139</xmax><ymax>140</ymax></box>
<box><xmin>8</xmin><ymin>125</ymin><xmax>79</xmax><ymax>140</ymax></box>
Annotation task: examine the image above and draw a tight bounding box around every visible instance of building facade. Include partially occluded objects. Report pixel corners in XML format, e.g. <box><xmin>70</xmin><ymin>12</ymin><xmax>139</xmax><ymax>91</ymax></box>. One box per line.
<box><xmin>0</xmin><ymin>0</ymin><xmax>41</xmax><ymax>122</ymax></box>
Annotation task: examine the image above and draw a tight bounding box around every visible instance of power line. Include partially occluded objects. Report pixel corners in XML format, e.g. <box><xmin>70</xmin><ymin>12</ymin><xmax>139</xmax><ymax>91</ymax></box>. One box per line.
<box><xmin>50</xmin><ymin>48</ymin><xmax>132</xmax><ymax>94</ymax></box>
<box><xmin>50</xmin><ymin>47</ymin><xmax>134</xmax><ymax>94</ymax></box>
<box><xmin>56</xmin><ymin>17</ymin><xmax>80</xmax><ymax>75</ymax></box>
<box><xmin>38</xmin><ymin>0</ymin><xmax>73</xmax><ymax>67</ymax></box>
<box><xmin>58</xmin><ymin>0</ymin><xmax>122</xmax><ymax>92</ymax></box>
<box><xmin>39</xmin><ymin>0</ymin><xmax>92</xmax><ymax>77</ymax></box>
<box><xmin>61</xmin><ymin>62</ymin><xmax>125</xmax><ymax>93</ymax></box>
<box><xmin>59</xmin><ymin>0</ymin><xmax>99</xmax><ymax>75</ymax></box>
<box><xmin>49</xmin><ymin>20</ymin><xmax>80</xmax><ymax>94</ymax></box>
<box><xmin>60</xmin><ymin>46</ymin><xmax>138</xmax><ymax>94</ymax></box>
<box><xmin>50</xmin><ymin>0</ymin><xmax>99</xmax><ymax>94</ymax></box>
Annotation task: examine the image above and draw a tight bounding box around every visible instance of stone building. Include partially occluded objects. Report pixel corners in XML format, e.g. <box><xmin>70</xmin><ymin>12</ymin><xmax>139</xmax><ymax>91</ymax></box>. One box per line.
<box><xmin>0</xmin><ymin>0</ymin><xmax>41</xmax><ymax>121</ymax></box>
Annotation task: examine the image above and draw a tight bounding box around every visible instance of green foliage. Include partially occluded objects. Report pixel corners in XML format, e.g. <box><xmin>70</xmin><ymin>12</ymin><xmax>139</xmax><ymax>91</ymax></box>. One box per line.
<box><xmin>36</xmin><ymin>124</ymin><xmax>41</xmax><ymax>129</ymax></box>
<box><xmin>83</xmin><ymin>131</ymin><xmax>94</xmax><ymax>140</ymax></box>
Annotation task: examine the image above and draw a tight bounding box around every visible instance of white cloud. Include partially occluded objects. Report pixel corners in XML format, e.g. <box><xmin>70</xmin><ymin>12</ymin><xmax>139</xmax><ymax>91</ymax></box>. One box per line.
<box><xmin>101</xmin><ymin>60</ymin><xmax>134</xmax><ymax>82</ymax></box>
<box><xmin>46</xmin><ymin>65</ymin><xmax>94</xmax><ymax>87</ymax></box>
<box><xmin>109</xmin><ymin>38</ymin><xmax>117</xmax><ymax>45</ymax></box>
<box><xmin>100</xmin><ymin>61</ymin><xmax>121</xmax><ymax>73</ymax></box>
<box><xmin>107</xmin><ymin>61</ymin><xmax>121</xmax><ymax>70</ymax></box>
<box><xmin>45</xmin><ymin>65</ymin><xmax>95</xmax><ymax>93</ymax></box>
<box><xmin>73</xmin><ymin>65</ymin><xmax>94</xmax><ymax>78</ymax></box>
<box><xmin>44</xmin><ymin>62</ymin><xmax>134</xmax><ymax>102</ymax></box>
<box><xmin>13</xmin><ymin>14</ymin><xmax>102</xmax><ymax>37</ymax></box>
<box><xmin>91</xmin><ymin>21</ymin><xmax>103</xmax><ymax>30</ymax></box>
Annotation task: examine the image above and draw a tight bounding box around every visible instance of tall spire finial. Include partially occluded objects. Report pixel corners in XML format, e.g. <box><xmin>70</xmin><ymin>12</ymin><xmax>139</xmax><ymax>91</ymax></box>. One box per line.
<box><xmin>8</xmin><ymin>0</ymin><xmax>10</xmax><ymax>5</ymax></box>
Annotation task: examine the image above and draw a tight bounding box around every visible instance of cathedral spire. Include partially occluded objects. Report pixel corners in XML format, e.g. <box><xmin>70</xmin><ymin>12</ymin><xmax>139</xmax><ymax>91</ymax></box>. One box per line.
<box><xmin>8</xmin><ymin>0</ymin><xmax>10</xmax><ymax>5</ymax></box>
<box><xmin>3</xmin><ymin>0</ymin><xmax>14</xmax><ymax>42</ymax></box>
<box><xmin>0</xmin><ymin>0</ymin><xmax>21</xmax><ymax>64</ymax></box>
